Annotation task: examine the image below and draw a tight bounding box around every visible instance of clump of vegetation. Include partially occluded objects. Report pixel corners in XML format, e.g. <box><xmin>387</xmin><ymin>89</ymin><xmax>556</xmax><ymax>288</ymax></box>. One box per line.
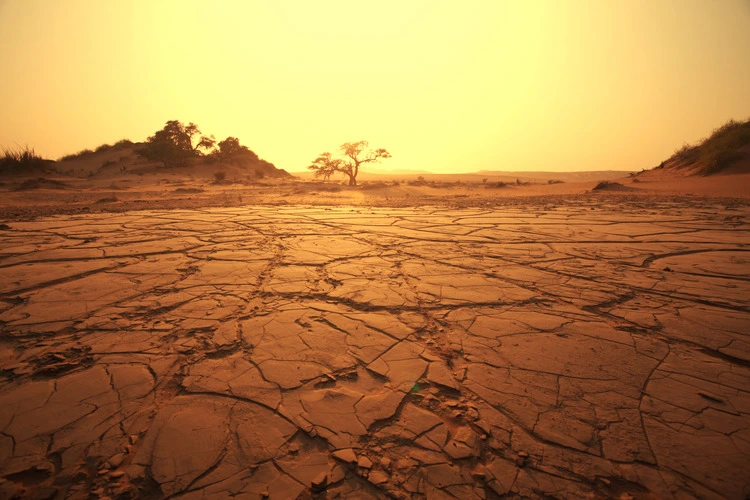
<box><xmin>95</xmin><ymin>196</ymin><xmax>118</xmax><ymax>203</ymax></box>
<box><xmin>213</xmin><ymin>171</ymin><xmax>227</xmax><ymax>183</ymax></box>
<box><xmin>134</xmin><ymin>121</ymin><xmax>282</xmax><ymax>178</ymax></box>
<box><xmin>593</xmin><ymin>181</ymin><xmax>628</xmax><ymax>191</ymax></box>
<box><xmin>1</xmin><ymin>146</ymin><xmax>51</xmax><ymax>173</ymax></box>
<box><xmin>484</xmin><ymin>181</ymin><xmax>508</xmax><ymax>189</ymax></box>
<box><xmin>14</xmin><ymin>177</ymin><xmax>69</xmax><ymax>190</ymax></box>
<box><xmin>360</xmin><ymin>181</ymin><xmax>389</xmax><ymax>190</ymax></box>
<box><xmin>59</xmin><ymin>139</ymin><xmax>135</xmax><ymax>162</ymax></box>
<box><xmin>548</xmin><ymin>179</ymin><xmax>564</xmax><ymax>184</ymax></box>
<box><xmin>59</xmin><ymin>149</ymin><xmax>94</xmax><ymax>161</ymax></box>
<box><xmin>136</xmin><ymin>121</ymin><xmax>216</xmax><ymax>168</ymax></box>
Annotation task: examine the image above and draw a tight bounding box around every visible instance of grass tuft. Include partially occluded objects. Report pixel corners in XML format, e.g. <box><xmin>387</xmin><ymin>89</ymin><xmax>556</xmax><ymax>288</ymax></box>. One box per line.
<box><xmin>1</xmin><ymin>146</ymin><xmax>50</xmax><ymax>173</ymax></box>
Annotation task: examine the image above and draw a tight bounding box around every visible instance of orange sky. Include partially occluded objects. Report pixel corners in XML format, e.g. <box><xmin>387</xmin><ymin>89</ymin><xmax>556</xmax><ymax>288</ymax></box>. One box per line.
<box><xmin>1</xmin><ymin>0</ymin><xmax>749</xmax><ymax>173</ymax></box>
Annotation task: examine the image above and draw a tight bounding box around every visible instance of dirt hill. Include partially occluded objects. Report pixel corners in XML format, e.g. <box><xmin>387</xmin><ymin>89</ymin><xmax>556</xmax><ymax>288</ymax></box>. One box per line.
<box><xmin>639</xmin><ymin>118</ymin><xmax>750</xmax><ymax>178</ymax></box>
<box><xmin>52</xmin><ymin>141</ymin><xmax>291</xmax><ymax>181</ymax></box>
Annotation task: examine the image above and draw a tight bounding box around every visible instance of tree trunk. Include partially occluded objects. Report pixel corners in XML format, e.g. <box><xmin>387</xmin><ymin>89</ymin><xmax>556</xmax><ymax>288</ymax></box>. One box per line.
<box><xmin>348</xmin><ymin>174</ymin><xmax>357</xmax><ymax>186</ymax></box>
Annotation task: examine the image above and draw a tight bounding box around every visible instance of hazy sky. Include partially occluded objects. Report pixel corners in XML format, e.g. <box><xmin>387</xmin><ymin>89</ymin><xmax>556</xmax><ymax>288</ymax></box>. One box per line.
<box><xmin>1</xmin><ymin>1</ymin><xmax>749</xmax><ymax>173</ymax></box>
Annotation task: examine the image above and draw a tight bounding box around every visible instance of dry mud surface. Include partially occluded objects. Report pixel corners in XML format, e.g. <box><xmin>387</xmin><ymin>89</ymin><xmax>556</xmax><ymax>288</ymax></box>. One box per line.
<box><xmin>0</xmin><ymin>201</ymin><xmax>748</xmax><ymax>499</ymax></box>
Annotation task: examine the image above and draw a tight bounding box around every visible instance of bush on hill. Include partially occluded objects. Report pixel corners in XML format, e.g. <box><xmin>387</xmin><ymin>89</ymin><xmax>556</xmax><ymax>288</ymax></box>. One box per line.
<box><xmin>666</xmin><ymin>118</ymin><xmax>750</xmax><ymax>175</ymax></box>
<box><xmin>59</xmin><ymin>139</ymin><xmax>134</xmax><ymax>161</ymax></box>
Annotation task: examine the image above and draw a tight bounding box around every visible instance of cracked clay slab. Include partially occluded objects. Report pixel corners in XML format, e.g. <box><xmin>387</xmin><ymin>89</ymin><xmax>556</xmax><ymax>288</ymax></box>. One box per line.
<box><xmin>0</xmin><ymin>202</ymin><xmax>749</xmax><ymax>499</ymax></box>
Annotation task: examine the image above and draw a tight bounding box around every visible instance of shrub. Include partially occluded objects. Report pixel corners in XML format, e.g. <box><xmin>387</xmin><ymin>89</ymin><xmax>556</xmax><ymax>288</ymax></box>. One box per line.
<box><xmin>703</xmin><ymin>150</ymin><xmax>745</xmax><ymax>175</ymax></box>
<box><xmin>697</xmin><ymin>119</ymin><xmax>750</xmax><ymax>174</ymax></box>
<box><xmin>14</xmin><ymin>177</ymin><xmax>69</xmax><ymax>190</ymax></box>
<box><xmin>672</xmin><ymin>143</ymin><xmax>699</xmax><ymax>163</ymax></box>
<box><xmin>1</xmin><ymin>146</ymin><xmax>50</xmax><ymax>172</ymax></box>
<box><xmin>214</xmin><ymin>171</ymin><xmax>227</xmax><ymax>182</ymax></box>
<box><xmin>547</xmin><ymin>179</ymin><xmax>564</xmax><ymax>184</ymax></box>
<box><xmin>59</xmin><ymin>148</ymin><xmax>94</xmax><ymax>161</ymax></box>
<box><xmin>101</xmin><ymin>160</ymin><xmax>117</xmax><ymax>168</ymax></box>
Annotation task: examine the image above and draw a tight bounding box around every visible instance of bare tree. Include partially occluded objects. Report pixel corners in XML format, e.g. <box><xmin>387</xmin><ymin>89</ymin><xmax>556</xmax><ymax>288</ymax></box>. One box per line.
<box><xmin>308</xmin><ymin>140</ymin><xmax>391</xmax><ymax>186</ymax></box>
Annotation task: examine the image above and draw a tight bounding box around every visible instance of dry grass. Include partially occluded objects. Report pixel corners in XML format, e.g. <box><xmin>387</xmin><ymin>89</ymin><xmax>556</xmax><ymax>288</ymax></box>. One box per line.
<box><xmin>1</xmin><ymin>146</ymin><xmax>50</xmax><ymax>173</ymax></box>
<box><xmin>668</xmin><ymin>118</ymin><xmax>750</xmax><ymax>175</ymax></box>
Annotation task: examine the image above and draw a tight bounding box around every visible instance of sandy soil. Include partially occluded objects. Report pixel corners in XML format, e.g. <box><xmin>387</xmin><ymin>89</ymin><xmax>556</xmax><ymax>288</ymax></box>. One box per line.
<box><xmin>0</xmin><ymin>173</ymin><xmax>749</xmax><ymax>499</ymax></box>
<box><xmin>1</xmin><ymin>170</ymin><xmax>748</xmax><ymax>220</ymax></box>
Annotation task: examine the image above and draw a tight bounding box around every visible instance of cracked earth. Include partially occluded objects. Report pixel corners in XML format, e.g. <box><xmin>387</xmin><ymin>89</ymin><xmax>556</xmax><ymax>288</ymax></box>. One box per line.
<box><xmin>0</xmin><ymin>200</ymin><xmax>748</xmax><ymax>499</ymax></box>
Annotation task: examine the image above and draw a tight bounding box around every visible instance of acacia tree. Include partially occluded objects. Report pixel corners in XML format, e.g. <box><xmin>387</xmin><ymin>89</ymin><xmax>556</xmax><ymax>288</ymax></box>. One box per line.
<box><xmin>308</xmin><ymin>140</ymin><xmax>391</xmax><ymax>186</ymax></box>
<box><xmin>136</xmin><ymin>120</ymin><xmax>215</xmax><ymax>167</ymax></box>
<box><xmin>215</xmin><ymin>136</ymin><xmax>259</xmax><ymax>162</ymax></box>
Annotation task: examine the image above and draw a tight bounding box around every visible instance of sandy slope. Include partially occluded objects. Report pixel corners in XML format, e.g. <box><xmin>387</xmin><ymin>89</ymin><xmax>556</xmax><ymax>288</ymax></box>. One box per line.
<box><xmin>0</xmin><ymin>168</ymin><xmax>748</xmax><ymax>222</ymax></box>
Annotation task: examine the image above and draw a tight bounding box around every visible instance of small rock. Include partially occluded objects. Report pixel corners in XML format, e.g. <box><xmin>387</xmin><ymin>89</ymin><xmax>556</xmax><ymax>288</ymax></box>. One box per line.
<box><xmin>329</xmin><ymin>464</ymin><xmax>346</xmax><ymax>483</ymax></box>
<box><xmin>109</xmin><ymin>470</ymin><xmax>126</xmax><ymax>479</ymax></box>
<box><xmin>663</xmin><ymin>266</ymin><xmax>673</xmax><ymax>272</ymax></box>
<box><xmin>358</xmin><ymin>456</ymin><xmax>373</xmax><ymax>469</ymax></box>
<box><xmin>332</xmin><ymin>448</ymin><xmax>357</xmax><ymax>463</ymax></box>
<box><xmin>470</xmin><ymin>466</ymin><xmax>486</xmax><ymax>480</ymax></box>
<box><xmin>379</xmin><ymin>457</ymin><xmax>391</xmax><ymax>468</ymax></box>
<box><xmin>697</xmin><ymin>391</ymin><xmax>724</xmax><ymax>403</ymax></box>
<box><xmin>108</xmin><ymin>453</ymin><xmax>125</xmax><ymax>468</ymax></box>
<box><xmin>368</xmin><ymin>470</ymin><xmax>389</xmax><ymax>485</ymax></box>
<box><xmin>311</xmin><ymin>471</ymin><xmax>328</xmax><ymax>492</ymax></box>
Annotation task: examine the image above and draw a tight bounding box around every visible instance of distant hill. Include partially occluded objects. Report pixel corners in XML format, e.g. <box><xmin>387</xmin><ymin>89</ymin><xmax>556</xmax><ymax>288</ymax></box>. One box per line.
<box><xmin>53</xmin><ymin>140</ymin><xmax>291</xmax><ymax>180</ymax></box>
<box><xmin>642</xmin><ymin>118</ymin><xmax>750</xmax><ymax>177</ymax></box>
